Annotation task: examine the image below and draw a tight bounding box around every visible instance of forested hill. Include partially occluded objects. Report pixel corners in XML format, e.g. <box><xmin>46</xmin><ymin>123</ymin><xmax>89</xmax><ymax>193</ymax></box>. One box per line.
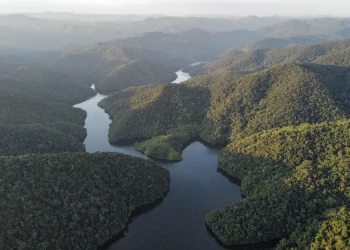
<box><xmin>110</xmin><ymin>29</ymin><xmax>260</xmax><ymax>61</ymax></box>
<box><xmin>206</xmin><ymin>120</ymin><xmax>350</xmax><ymax>249</ymax></box>
<box><xmin>0</xmin><ymin>94</ymin><xmax>88</xmax><ymax>156</ymax></box>
<box><xmin>233</xmin><ymin>35</ymin><xmax>334</xmax><ymax>52</ymax></box>
<box><xmin>99</xmin><ymin>63</ymin><xmax>350</xmax><ymax>160</ymax></box>
<box><xmin>95</xmin><ymin>60</ymin><xmax>177</xmax><ymax>94</ymax></box>
<box><xmin>0</xmin><ymin>66</ymin><xmax>95</xmax><ymax>105</ymax></box>
<box><xmin>0</xmin><ymin>152</ymin><xmax>170</xmax><ymax>249</ymax></box>
<box><xmin>54</xmin><ymin>44</ymin><xmax>192</xmax><ymax>93</ymax></box>
<box><xmin>190</xmin><ymin>38</ymin><xmax>350</xmax><ymax>76</ymax></box>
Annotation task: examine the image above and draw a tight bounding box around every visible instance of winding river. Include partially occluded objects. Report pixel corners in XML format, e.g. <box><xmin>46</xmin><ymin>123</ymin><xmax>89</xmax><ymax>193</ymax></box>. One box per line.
<box><xmin>74</xmin><ymin>67</ymin><xmax>265</xmax><ymax>250</ymax></box>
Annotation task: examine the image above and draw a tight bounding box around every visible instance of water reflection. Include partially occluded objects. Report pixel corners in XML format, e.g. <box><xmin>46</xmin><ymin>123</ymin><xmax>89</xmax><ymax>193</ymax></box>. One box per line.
<box><xmin>73</xmin><ymin>64</ymin><xmax>269</xmax><ymax>250</ymax></box>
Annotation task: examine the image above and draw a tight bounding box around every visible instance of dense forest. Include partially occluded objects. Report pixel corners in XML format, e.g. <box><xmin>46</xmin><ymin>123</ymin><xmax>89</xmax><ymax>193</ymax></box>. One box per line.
<box><xmin>0</xmin><ymin>56</ymin><xmax>97</xmax><ymax>156</ymax></box>
<box><xmin>189</xmin><ymin>39</ymin><xmax>350</xmax><ymax>76</ymax></box>
<box><xmin>0</xmin><ymin>61</ymin><xmax>95</xmax><ymax>105</ymax></box>
<box><xmin>53</xmin><ymin>44</ymin><xmax>194</xmax><ymax>93</ymax></box>
<box><xmin>206</xmin><ymin>120</ymin><xmax>350</xmax><ymax>248</ymax></box>
<box><xmin>0</xmin><ymin>124</ymin><xmax>85</xmax><ymax>156</ymax></box>
<box><xmin>0</xmin><ymin>73</ymin><xmax>91</xmax><ymax>156</ymax></box>
<box><xmin>98</xmin><ymin>83</ymin><xmax>210</xmax><ymax>160</ymax></box>
<box><xmin>95</xmin><ymin>60</ymin><xmax>177</xmax><ymax>94</ymax></box>
<box><xmin>100</xmin><ymin>62</ymin><xmax>350</xmax><ymax>160</ymax></box>
<box><xmin>0</xmin><ymin>152</ymin><xmax>170</xmax><ymax>249</ymax></box>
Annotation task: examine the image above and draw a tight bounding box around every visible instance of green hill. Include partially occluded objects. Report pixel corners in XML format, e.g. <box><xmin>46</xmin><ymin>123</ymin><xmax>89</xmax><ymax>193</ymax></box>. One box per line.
<box><xmin>0</xmin><ymin>60</ymin><xmax>94</xmax><ymax>156</ymax></box>
<box><xmin>206</xmin><ymin>120</ymin><xmax>350</xmax><ymax>248</ymax></box>
<box><xmin>0</xmin><ymin>152</ymin><xmax>169</xmax><ymax>249</ymax></box>
<box><xmin>99</xmin><ymin>63</ymin><xmax>350</xmax><ymax>160</ymax></box>
<box><xmin>235</xmin><ymin>35</ymin><xmax>334</xmax><ymax>52</ymax></box>
<box><xmin>53</xmin><ymin>43</ymin><xmax>194</xmax><ymax>93</ymax></box>
<box><xmin>98</xmin><ymin>84</ymin><xmax>210</xmax><ymax>159</ymax></box>
<box><xmin>55</xmin><ymin>44</ymin><xmax>195</xmax><ymax>79</ymax></box>
<box><xmin>0</xmin><ymin>95</ymin><xmax>88</xmax><ymax>156</ymax></box>
<box><xmin>0</xmin><ymin>124</ymin><xmax>85</xmax><ymax>156</ymax></box>
<box><xmin>0</xmin><ymin>95</ymin><xmax>86</xmax><ymax>126</ymax></box>
<box><xmin>193</xmin><ymin>39</ymin><xmax>350</xmax><ymax>75</ymax></box>
<box><xmin>199</xmin><ymin>63</ymin><xmax>350</xmax><ymax>144</ymax></box>
<box><xmin>258</xmin><ymin>19</ymin><xmax>312</xmax><ymax>38</ymax></box>
<box><xmin>95</xmin><ymin>60</ymin><xmax>177</xmax><ymax>94</ymax></box>
<box><xmin>0</xmin><ymin>67</ymin><xmax>95</xmax><ymax>105</ymax></box>
<box><xmin>313</xmin><ymin>47</ymin><xmax>350</xmax><ymax>67</ymax></box>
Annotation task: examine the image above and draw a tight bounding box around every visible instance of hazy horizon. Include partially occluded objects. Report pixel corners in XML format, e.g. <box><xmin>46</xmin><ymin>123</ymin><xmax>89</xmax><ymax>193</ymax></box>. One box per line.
<box><xmin>1</xmin><ymin>0</ymin><xmax>350</xmax><ymax>17</ymax></box>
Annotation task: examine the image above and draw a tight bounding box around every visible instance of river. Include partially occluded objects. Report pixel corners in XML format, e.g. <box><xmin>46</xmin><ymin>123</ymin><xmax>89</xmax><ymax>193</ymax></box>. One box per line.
<box><xmin>74</xmin><ymin>67</ymin><xmax>268</xmax><ymax>250</ymax></box>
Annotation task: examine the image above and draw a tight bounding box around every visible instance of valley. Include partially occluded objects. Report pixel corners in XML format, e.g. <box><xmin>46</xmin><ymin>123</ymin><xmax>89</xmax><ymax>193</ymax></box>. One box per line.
<box><xmin>74</xmin><ymin>68</ymin><xmax>245</xmax><ymax>250</ymax></box>
<box><xmin>1</xmin><ymin>12</ymin><xmax>350</xmax><ymax>250</ymax></box>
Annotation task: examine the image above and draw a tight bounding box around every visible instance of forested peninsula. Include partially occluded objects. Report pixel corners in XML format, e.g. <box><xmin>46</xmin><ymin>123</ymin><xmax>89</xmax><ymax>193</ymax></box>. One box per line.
<box><xmin>0</xmin><ymin>153</ymin><xmax>170</xmax><ymax>250</ymax></box>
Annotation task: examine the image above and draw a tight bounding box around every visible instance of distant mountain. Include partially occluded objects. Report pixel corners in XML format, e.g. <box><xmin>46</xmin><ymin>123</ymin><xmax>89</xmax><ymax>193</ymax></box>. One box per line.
<box><xmin>235</xmin><ymin>35</ymin><xmax>334</xmax><ymax>52</ymax></box>
<box><xmin>0</xmin><ymin>14</ymin><xmax>284</xmax><ymax>51</ymax></box>
<box><xmin>192</xmin><ymin>39</ymin><xmax>350</xmax><ymax>75</ymax></box>
<box><xmin>258</xmin><ymin>19</ymin><xmax>313</xmax><ymax>38</ymax></box>
<box><xmin>111</xmin><ymin>29</ymin><xmax>260</xmax><ymax>61</ymax></box>
<box><xmin>258</xmin><ymin>18</ymin><xmax>350</xmax><ymax>38</ymax></box>
<box><xmin>0</xmin><ymin>14</ymin><xmax>350</xmax><ymax>52</ymax></box>
<box><xmin>53</xmin><ymin>43</ymin><xmax>194</xmax><ymax>92</ymax></box>
<box><xmin>22</xmin><ymin>12</ymin><xmax>156</xmax><ymax>22</ymax></box>
<box><xmin>0</xmin><ymin>25</ymin><xmax>61</xmax><ymax>49</ymax></box>
<box><xmin>95</xmin><ymin>60</ymin><xmax>177</xmax><ymax>94</ymax></box>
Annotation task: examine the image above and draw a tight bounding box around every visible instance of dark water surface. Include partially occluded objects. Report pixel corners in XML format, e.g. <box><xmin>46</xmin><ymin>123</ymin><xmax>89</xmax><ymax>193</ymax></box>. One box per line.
<box><xmin>73</xmin><ymin>70</ymin><xmax>269</xmax><ymax>250</ymax></box>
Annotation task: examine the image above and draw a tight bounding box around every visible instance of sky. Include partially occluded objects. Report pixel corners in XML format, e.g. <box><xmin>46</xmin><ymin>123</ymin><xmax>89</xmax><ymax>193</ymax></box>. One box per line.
<box><xmin>0</xmin><ymin>0</ymin><xmax>350</xmax><ymax>17</ymax></box>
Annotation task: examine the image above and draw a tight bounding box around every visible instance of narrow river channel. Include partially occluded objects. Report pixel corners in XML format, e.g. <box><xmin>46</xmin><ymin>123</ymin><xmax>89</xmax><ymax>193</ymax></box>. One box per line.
<box><xmin>74</xmin><ymin>66</ymin><xmax>267</xmax><ymax>250</ymax></box>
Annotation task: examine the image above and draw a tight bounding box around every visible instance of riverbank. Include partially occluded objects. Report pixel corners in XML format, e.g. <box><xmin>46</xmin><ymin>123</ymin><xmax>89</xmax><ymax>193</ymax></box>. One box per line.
<box><xmin>73</xmin><ymin>64</ymin><xmax>244</xmax><ymax>250</ymax></box>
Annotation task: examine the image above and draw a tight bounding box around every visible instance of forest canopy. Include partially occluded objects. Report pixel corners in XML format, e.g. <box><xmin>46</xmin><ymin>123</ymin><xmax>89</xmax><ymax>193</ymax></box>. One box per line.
<box><xmin>0</xmin><ymin>152</ymin><xmax>170</xmax><ymax>250</ymax></box>
<box><xmin>206</xmin><ymin>120</ymin><xmax>350</xmax><ymax>248</ymax></box>
<box><xmin>99</xmin><ymin>62</ymin><xmax>350</xmax><ymax>160</ymax></box>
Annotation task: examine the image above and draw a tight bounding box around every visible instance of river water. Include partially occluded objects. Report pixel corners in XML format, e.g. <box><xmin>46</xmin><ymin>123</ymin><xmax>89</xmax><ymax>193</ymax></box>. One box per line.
<box><xmin>74</xmin><ymin>67</ymin><xmax>265</xmax><ymax>250</ymax></box>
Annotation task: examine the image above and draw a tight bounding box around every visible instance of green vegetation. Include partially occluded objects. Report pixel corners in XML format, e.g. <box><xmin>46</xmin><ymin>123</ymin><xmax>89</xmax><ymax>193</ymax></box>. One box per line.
<box><xmin>314</xmin><ymin>47</ymin><xmax>350</xmax><ymax>67</ymax></box>
<box><xmin>55</xmin><ymin>44</ymin><xmax>194</xmax><ymax>79</ymax></box>
<box><xmin>46</xmin><ymin>121</ymin><xmax>87</xmax><ymax>142</ymax></box>
<box><xmin>0</xmin><ymin>152</ymin><xmax>170</xmax><ymax>249</ymax></box>
<box><xmin>136</xmin><ymin>140</ymin><xmax>182</xmax><ymax>161</ymax></box>
<box><xmin>0</xmin><ymin>95</ymin><xmax>86</xmax><ymax>126</ymax></box>
<box><xmin>135</xmin><ymin>124</ymin><xmax>199</xmax><ymax>161</ymax></box>
<box><xmin>193</xmin><ymin>39</ymin><xmax>350</xmax><ymax>75</ymax></box>
<box><xmin>0</xmin><ymin>65</ymin><xmax>95</xmax><ymax>105</ymax></box>
<box><xmin>0</xmin><ymin>124</ymin><xmax>85</xmax><ymax>156</ymax></box>
<box><xmin>0</xmin><ymin>61</ymin><xmax>94</xmax><ymax>156</ymax></box>
<box><xmin>99</xmin><ymin>83</ymin><xmax>209</xmax><ymax>144</ymax></box>
<box><xmin>206</xmin><ymin>120</ymin><xmax>350</xmax><ymax>248</ymax></box>
<box><xmin>54</xmin><ymin>44</ymin><xmax>193</xmax><ymax>93</ymax></box>
<box><xmin>199</xmin><ymin>63</ymin><xmax>350</xmax><ymax>144</ymax></box>
<box><xmin>100</xmin><ymin>63</ymin><xmax>350</xmax><ymax>161</ymax></box>
<box><xmin>111</xmin><ymin>29</ymin><xmax>258</xmax><ymax>61</ymax></box>
<box><xmin>95</xmin><ymin>60</ymin><xmax>176</xmax><ymax>94</ymax></box>
<box><xmin>234</xmin><ymin>35</ymin><xmax>334</xmax><ymax>52</ymax></box>
<box><xmin>0</xmin><ymin>95</ymin><xmax>88</xmax><ymax>156</ymax></box>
